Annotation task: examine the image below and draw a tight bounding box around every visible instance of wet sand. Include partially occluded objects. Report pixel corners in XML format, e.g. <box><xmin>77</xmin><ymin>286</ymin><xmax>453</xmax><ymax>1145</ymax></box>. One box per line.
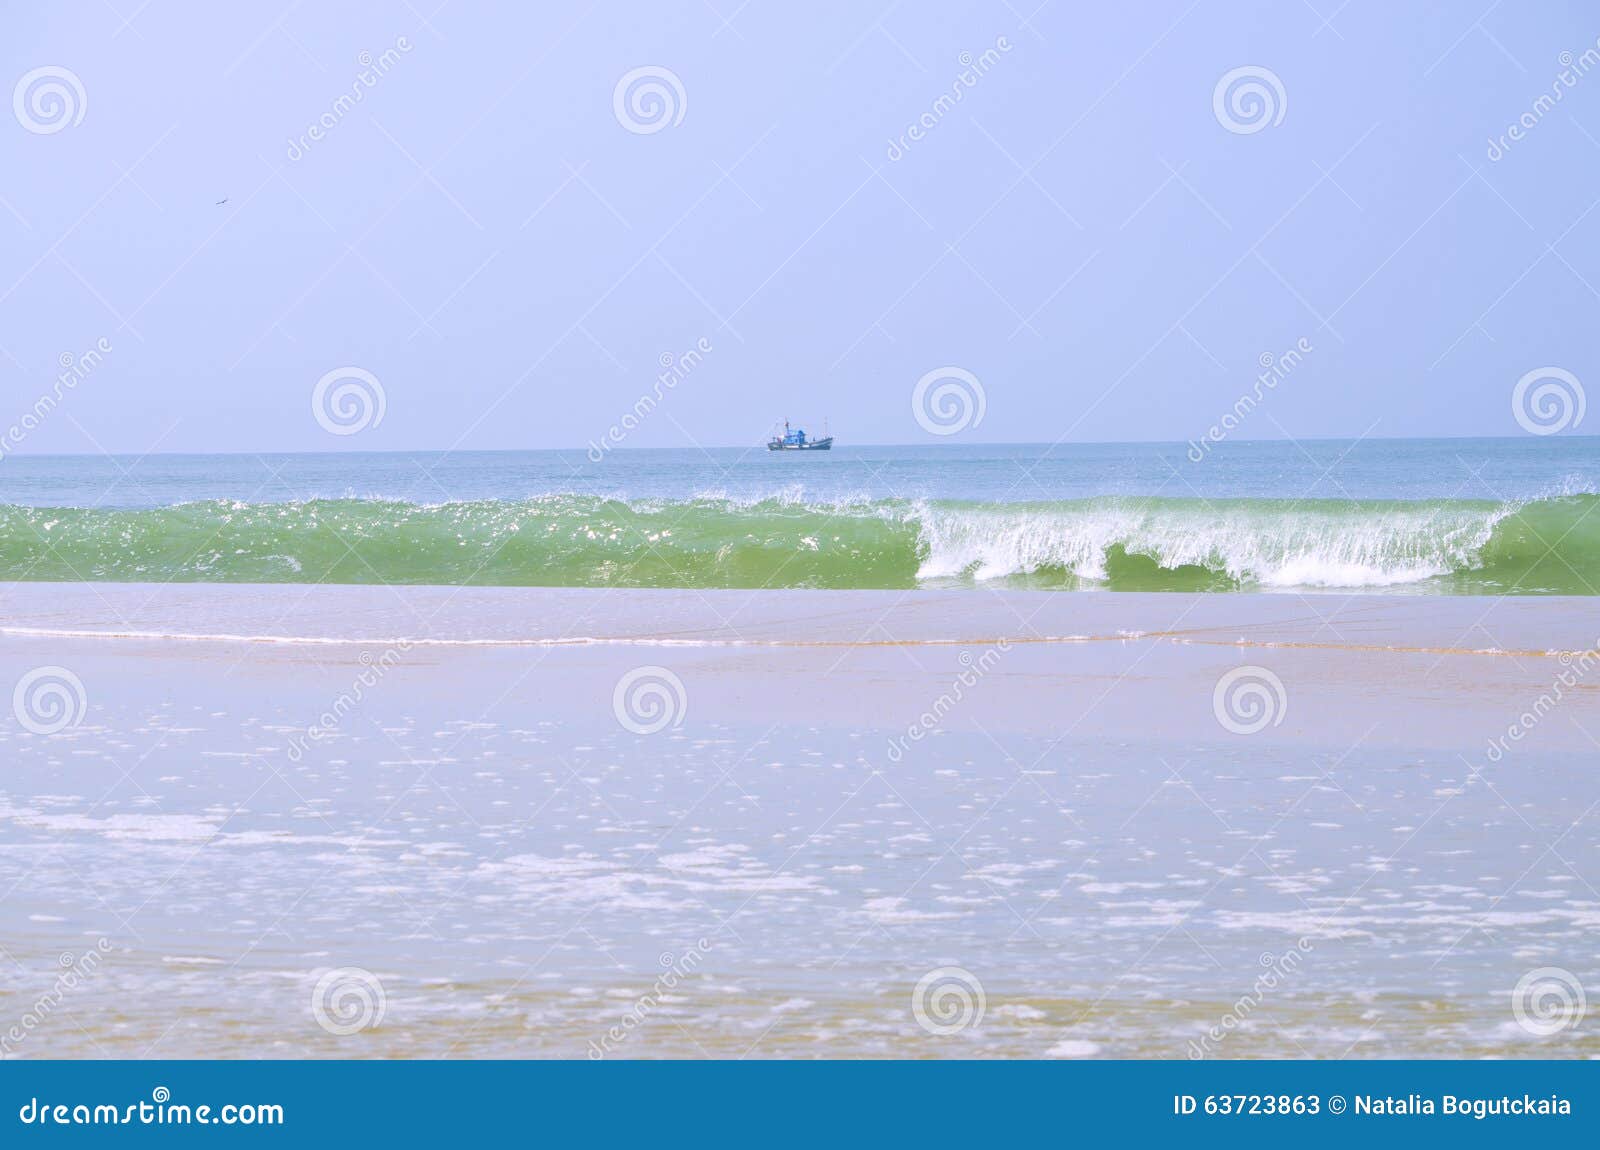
<box><xmin>1</xmin><ymin>584</ymin><xmax>1597</xmax><ymax>1057</ymax></box>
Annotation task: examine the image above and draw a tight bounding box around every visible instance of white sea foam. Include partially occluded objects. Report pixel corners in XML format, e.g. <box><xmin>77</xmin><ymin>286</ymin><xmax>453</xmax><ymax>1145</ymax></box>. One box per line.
<box><xmin>907</xmin><ymin>498</ymin><xmax>1513</xmax><ymax>588</ymax></box>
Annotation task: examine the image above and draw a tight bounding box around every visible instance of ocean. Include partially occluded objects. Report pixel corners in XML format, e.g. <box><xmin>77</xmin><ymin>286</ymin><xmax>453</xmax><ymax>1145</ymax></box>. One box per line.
<box><xmin>3</xmin><ymin>437</ymin><xmax>1599</xmax><ymax>594</ymax></box>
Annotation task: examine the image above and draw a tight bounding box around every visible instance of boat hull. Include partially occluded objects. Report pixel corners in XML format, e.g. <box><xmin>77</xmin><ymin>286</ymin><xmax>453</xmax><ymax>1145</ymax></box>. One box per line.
<box><xmin>767</xmin><ymin>437</ymin><xmax>833</xmax><ymax>451</ymax></box>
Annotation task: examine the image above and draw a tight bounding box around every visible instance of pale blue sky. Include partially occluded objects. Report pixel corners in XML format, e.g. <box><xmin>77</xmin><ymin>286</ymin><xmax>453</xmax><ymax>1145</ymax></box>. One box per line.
<box><xmin>3</xmin><ymin>2</ymin><xmax>1599</xmax><ymax>452</ymax></box>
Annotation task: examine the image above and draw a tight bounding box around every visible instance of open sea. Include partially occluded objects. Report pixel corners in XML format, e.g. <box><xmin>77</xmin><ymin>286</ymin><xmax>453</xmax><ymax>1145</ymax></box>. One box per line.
<box><xmin>3</xmin><ymin>437</ymin><xmax>1598</xmax><ymax>594</ymax></box>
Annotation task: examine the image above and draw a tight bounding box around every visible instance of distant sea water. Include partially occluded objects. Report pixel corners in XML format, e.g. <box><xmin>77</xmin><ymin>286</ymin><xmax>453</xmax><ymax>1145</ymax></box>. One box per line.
<box><xmin>3</xmin><ymin>438</ymin><xmax>1600</xmax><ymax>594</ymax></box>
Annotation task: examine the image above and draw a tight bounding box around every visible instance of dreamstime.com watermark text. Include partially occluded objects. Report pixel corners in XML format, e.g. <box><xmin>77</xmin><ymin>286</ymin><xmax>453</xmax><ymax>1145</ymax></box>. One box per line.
<box><xmin>1186</xmin><ymin>939</ymin><xmax>1313</xmax><ymax>1059</ymax></box>
<box><xmin>286</xmin><ymin>37</ymin><xmax>414</xmax><ymax>161</ymax></box>
<box><xmin>17</xmin><ymin>1088</ymin><xmax>282</xmax><ymax>1127</ymax></box>
<box><xmin>886</xmin><ymin>37</ymin><xmax>1013</xmax><ymax>161</ymax></box>
<box><xmin>1188</xmin><ymin>338</ymin><xmax>1312</xmax><ymax>462</ymax></box>
<box><xmin>286</xmin><ymin>642</ymin><xmax>412</xmax><ymax>762</ymax></box>
<box><xmin>886</xmin><ymin>641</ymin><xmax>1009</xmax><ymax>762</ymax></box>
<box><xmin>0</xmin><ymin>338</ymin><xmax>112</xmax><ymax>462</ymax></box>
<box><xmin>586</xmin><ymin>939</ymin><xmax>713</xmax><ymax>1058</ymax></box>
<box><xmin>1482</xmin><ymin>641</ymin><xmax>1600</xmax><ymax>764</ymax></box>
<box><xmin>1</xmin><ymin>938</ymin><xmax>112</xmax><ymax>1056</ymax></box>
<box><xmin>588</xmin><ymin>338</ymin><xmax>713</xmax><ymax>460</ymax></box>
<box><xmin>1487</xmin><ymin>38</ymin><xmax>1600</xmax><ymax>161</ymax></box>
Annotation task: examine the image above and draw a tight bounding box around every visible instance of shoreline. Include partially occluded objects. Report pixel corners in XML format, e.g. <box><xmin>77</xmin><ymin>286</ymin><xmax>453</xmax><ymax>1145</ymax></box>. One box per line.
<box><xmin>3</xmin><ymin>582</ymin><xmax>1594</xmax><ymax>753</ymax></box>
<box><xmin>1</xmin><ymin>580</ymin><xmax>1595</xmax><ymax>647</ymax></box>
<box><xmin>0</xmin><ymin>625</ymin><xmax>1589</xmax><ymax>660</ymax></box>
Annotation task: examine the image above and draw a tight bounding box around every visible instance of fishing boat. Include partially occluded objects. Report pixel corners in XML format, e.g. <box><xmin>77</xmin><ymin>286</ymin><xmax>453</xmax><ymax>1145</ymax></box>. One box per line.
<box><xmin>767</xmin><ymin>420</ymin><xmax>833</xmax><ymax>451</ymax></box>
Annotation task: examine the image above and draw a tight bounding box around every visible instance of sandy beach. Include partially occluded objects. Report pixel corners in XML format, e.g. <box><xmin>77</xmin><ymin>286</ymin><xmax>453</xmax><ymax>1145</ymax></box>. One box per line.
<box><xmin>0</xmin><ymin>583</ymin><xmax>1595</xmax><ymax>1058</ymax></box>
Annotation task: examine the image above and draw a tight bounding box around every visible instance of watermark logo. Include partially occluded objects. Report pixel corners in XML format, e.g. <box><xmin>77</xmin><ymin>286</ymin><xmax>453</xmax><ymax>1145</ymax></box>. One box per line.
<box><xmin>1212</xmin><ymin>66</ymin><xmax>1286</xmax><ymax>134</ymax></box>
<box><xmin>911</xmin><ymin>966</ymin><xmax>986</xmax><ymax>1035</ymax></box>
<box><xmin>1512</xmin><ymin>966</ymin><xmax>1586</xmax><ymax>1036</ymax></box>
<box><xmin>1512</xmin><ymin>367</ymin><xmax>1584</xmax><ymax>435</ymax></box>
<box><xmin>311</xmin><ymin>366</ymin><xmax>386</xmax><ymax>436</ymax></box>
<box><xmin>613</xmin><ymin>66</ymin><xmax>686</xmax><ymax>134</ymax></box>
<box><xmin>912</xmin><ymin>366</ymin><xmax>986</xmax><ymax>436</ymax></box>
<box><xmin>612</xmin><ymin>666</ymin><xmax>687</xmax><ymax>734</ymax></box>
<box><xmin>13</xmin><ymin>66</ymin><xmax>86</xmax><ymax>134</ymax></box>
<box><xmin>13</xmin><ymin>666</ymin><xmax>87</xmax><ymax>734</ymax></box>
<box><xmin>311</xmin><ymin>967</ymin><xmax>387</xmax><ymax>1036</ymax></box>
<box><xmin>1211</xmin><ymin>665</ymin><xmax>1287</xmax><ymax>735</ymax></box>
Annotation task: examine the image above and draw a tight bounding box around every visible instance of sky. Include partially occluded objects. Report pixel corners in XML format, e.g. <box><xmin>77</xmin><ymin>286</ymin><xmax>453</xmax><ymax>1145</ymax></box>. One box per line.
<box><xmin>3</xmin><ymin>1</ymin><xmax>1600</xmax><ymax>453</ymax></box>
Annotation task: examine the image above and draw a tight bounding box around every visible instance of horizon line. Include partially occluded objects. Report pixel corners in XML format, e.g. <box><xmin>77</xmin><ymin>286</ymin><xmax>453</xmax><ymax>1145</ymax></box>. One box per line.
<box><xmin>3</xmin><ymin>431</ymin><xmax>1597</xmax><ymax>459</ymax></box>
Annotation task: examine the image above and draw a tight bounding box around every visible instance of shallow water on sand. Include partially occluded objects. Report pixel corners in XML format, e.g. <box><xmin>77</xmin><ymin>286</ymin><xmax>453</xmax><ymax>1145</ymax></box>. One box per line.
<box><xmin>2</xmin><ymin>588</ymin><xmax>1596</xmax><ymax>1058</ymax></box>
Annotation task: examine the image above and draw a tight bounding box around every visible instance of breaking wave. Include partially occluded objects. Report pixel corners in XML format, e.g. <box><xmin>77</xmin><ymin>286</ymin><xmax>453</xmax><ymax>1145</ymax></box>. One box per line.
<box><xmin>1</xmin><ymin>493</ymin><xmax>1596</xmax><ymax>594</ymax></box>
